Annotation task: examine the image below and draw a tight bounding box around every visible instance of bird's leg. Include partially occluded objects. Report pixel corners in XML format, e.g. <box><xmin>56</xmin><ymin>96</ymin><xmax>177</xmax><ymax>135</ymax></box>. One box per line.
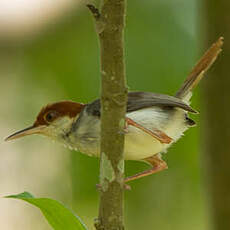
<box><xmin>124</xmin><ymin>154</ymin><xmax>168</xmax><ymax>183</ymax></box>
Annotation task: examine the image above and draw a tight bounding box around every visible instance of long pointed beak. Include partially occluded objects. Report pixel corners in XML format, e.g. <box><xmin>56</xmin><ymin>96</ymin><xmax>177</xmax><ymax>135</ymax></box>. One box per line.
<box><xmin>5</xmin><ymin>125</ymin><xmax>46</xmax><ymax>141</ymax></box>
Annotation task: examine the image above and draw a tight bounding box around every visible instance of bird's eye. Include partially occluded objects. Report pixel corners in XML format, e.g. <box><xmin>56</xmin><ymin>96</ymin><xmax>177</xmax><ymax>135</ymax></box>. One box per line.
<box><xmin>44</xmin><ymin>111</ymin><xmax>57</xmax><ymax>123</ymax></box>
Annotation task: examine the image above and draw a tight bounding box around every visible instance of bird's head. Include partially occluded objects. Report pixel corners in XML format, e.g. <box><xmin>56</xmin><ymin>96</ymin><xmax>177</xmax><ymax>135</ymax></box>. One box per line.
<box><xmin>5</xmin><ymin>101</ymin><xmax>85</xmax><ymax>142</ymax></box>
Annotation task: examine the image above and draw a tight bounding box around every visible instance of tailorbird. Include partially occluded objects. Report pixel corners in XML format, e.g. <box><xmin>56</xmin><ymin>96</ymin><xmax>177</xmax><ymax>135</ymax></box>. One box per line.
<box><xmin>5</xmin><ymin>37</ymin><xmax>223</xmax><ymax>183</ymax></box>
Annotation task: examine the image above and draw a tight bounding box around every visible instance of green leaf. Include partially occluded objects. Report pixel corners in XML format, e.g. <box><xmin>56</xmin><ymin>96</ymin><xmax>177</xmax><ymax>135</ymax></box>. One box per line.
<box><xmin>5</xmin><ymin>192</ymin><xmax>87</xmax><ymax>230</ymax></box>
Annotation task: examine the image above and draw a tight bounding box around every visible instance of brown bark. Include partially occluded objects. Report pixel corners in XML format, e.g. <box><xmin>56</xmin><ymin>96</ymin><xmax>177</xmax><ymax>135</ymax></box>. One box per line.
<box><xmin>202</xmin><ymin>1</ymin><xmax>230</xmax><ymax>229</ymax></box>
<box><xmin>88</xmin><ymin>1</ymin><xmax>127</xmax><ymax>229</ymax></box>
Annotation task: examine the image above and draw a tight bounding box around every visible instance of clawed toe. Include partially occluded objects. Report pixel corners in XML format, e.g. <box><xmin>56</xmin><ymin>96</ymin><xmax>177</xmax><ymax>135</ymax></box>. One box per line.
<box><xmin>96</xmin><ymin>183</ymin><xmax>131</xmax><ymax>191</ymax></box>
<box><xmin>123</xmin><ymin>183</ymin><xmax>131</xmax><ymax>190</ymax></box>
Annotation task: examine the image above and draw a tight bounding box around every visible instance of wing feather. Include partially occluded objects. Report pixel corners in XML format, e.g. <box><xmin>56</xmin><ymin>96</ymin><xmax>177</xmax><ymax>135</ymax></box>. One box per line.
<box><xmin>86</xmin><ymin>91</ymin><xmax>197</xmax><ymax>117</ymax></box>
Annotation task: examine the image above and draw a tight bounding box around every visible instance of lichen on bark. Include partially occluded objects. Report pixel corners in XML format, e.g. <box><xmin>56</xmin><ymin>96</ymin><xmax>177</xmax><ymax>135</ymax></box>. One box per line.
<box><xmin>100</xmin><ymin>152</ymin><xmax>116</xmax><ymax>191</ymax></box>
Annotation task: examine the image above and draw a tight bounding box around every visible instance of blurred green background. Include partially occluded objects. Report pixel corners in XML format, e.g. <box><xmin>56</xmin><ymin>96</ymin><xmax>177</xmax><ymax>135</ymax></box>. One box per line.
<box><xmin>0</xmin><ymin>0</ymin><xmax>209</xmax><ymax>229</ymax></box>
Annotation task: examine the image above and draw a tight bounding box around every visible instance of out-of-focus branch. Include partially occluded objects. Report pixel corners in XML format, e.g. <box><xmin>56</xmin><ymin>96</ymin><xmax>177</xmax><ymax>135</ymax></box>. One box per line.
<box><xmin>202</xmin><ymin>1</ymin><xmax>230</xmax><ymax>229</ymax></box>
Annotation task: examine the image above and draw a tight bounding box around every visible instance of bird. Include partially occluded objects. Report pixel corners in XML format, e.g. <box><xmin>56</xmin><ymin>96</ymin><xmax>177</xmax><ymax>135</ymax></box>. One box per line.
<box><xmin>5</xmin><ymin>37</ymin><xmax>223</xmax><ymax>183</ymax></box>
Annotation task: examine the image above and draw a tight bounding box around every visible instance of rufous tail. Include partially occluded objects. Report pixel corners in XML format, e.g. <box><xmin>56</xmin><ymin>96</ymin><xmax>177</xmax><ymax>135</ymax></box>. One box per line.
<box><xmin>175</xmin><ymin>37</ymin><xmax>224</xmax><ymax>102</ymax></box>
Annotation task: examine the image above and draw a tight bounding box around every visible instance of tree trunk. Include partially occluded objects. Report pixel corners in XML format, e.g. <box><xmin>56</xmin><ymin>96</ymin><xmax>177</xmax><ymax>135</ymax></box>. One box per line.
<box><xmin>202</xmin><ymin>1</ymin><xmax>230</xmax><ymax>229</ymax></box>
<box><xmin>88</xmin><ymin>1</ymin><xmax>127</xmax><ymax>229</ymax></box>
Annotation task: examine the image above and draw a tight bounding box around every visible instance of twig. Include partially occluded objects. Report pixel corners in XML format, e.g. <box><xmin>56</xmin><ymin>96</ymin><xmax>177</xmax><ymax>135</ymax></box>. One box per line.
<box><xmin>86</xmin><ymin>4</ymin><xmax>100</xmax><ymax>20</ymax></box>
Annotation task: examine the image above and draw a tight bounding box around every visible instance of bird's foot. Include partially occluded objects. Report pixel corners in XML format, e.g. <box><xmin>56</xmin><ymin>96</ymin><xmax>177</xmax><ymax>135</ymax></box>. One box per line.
<box><xmin>124</xmin><ymin>155</ymin><xmax>168</xmax><ymax>183</ymax></box>
<box><xmin>96</xmin><ymin>183</ymin><xmax>131</xmax><ymax>191</ymax></box>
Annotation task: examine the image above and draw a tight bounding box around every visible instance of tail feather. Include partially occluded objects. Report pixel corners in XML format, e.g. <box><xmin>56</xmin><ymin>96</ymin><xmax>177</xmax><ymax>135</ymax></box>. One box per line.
<box><xmin>176</xmin><ymin>37</ymin><xmax>224</xmax><ymax>101</ymax></box>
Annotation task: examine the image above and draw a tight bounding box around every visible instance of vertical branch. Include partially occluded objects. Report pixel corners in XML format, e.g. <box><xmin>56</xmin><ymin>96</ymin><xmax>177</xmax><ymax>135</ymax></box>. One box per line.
<box><xmin>202</xmin><ymin>1</ymin><xmax>230</xmax><ymax>230</ymax></box>
<box><xmin>88</xmin><ymin>0</ymin><xmax>127</xmax><ymax>229</ymax></box>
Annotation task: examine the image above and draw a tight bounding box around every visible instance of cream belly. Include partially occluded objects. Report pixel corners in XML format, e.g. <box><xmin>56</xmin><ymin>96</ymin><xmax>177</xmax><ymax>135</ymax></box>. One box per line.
<box><xmin>124</xmin><ymin>126</ymin><xmax>166</xmax><ymax>160</ymax></box>
<box><xmin>124</xmin><ymin>107</ymin><xmax>189</xmax><ymax>160</ymax></box>
<box><xmin>71</xmin><ymin>107</ymin><xmax>189</xmax><ymax>161</ymax></box>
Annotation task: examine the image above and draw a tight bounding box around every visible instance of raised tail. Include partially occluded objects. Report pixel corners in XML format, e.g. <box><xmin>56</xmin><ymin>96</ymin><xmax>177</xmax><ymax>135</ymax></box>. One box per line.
<box><xmin>175</xmin><ymin>37</ymin><xmax>224</xmax><ymax>102</ymax></box>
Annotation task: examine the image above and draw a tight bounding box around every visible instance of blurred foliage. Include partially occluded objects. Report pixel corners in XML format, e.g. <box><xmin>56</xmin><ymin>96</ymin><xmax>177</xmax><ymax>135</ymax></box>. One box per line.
<box><xmin>1</xmin><ymin>0</ymin><xmax>211</xmax><ymax>229</ymax></box>
<box><xmin>6</xmin><ymin>192</ymin><xmax>87</xmax><ymax>230</ymax></box>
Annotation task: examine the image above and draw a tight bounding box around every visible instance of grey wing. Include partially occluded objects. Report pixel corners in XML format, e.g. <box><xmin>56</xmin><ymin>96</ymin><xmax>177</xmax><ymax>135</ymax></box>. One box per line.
<box><xmin>127</xmin><ymin>92</ymin><xmax>197</xmax><ymax>113</ymax></box>
<box><xmin>86</xmin><ymin>91</ymin><xmax>197</xmax><ymax>117</ymax></box>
